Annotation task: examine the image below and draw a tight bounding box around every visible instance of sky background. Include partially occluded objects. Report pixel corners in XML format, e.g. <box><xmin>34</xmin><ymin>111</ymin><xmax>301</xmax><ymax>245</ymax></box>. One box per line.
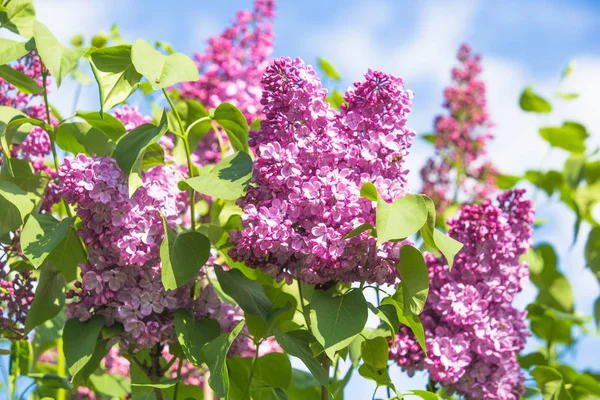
<box><xmin>5</xmin><ymin>0</ymin><xmax>600</xmax><ymax>398</ymax></box>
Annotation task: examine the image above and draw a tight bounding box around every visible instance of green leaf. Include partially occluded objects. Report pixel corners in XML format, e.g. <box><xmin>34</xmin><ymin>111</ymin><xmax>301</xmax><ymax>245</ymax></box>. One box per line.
<box><xmin>325</xmin><ymin>90</ymin><xmax>346</xmax><ymax>110</ymax></box>
<box><xmin>381</xmin><ymin>293</ymin><xmax>426</xmax><ymax>354</ymax></box>
<box><xmin>214</xmin><ymin>264</ymin><xmax>272</xmax><ymax>320</ymax></box>
<box><xmin>318</xmin><ymin>58</ymin><xmax>341</xmax><ymax>81</ymax></box>
<box><xmin>24</xmin><ymin>263</ymin><xmax>65</xmax><ymax>333</ymax></box>
<box><xmin>0</xmin><ymin>0</ymin><xmax>36</xmax><ymax>37</ymax></box>
<box><xmin>358</xmin><ymin>364</ymin><xmax>392</xmax><ymax>387</ymax></box>
<box><xmin>89</xmin><ymin>45</ymin><xmax>142</xmax><ymax>113</ymax></box>
<box><xmin>406</xmin><ymin>390</ymin><xmax>442</xmax><ymax>400</ymax></box>
<box><xmin>343</xmin><ymin>223</ymin><xmax>375</xmax><ymax>239</ymax></box>
<box><xmin>496</xmin><ymin>174</ymin><xmax>521</xmax><ymax>189</ymax></box>
<box><xmin>89</xmin><ymin>373</ymin><xmax>131</xmax><ymax>398</ymax></box>
<box><xmin>396</xmin><ymin>245</ymin><xmax>429</xmax><ymax>315</ymax></box>
<box><xmin>531</xmin><ymin>366</ymin><xmax>568</xmax><ymax>400</ymax></box>
<box><xmin>563</xmin><ymin>154</ymin><xmax>586</xmax><ymax>189</ymax></box>
<box><xmin>20</xmin><ymin>214</ymin><xmax>74</xmax><ymax>268</ymax></box>
<box><xmin>174</xmin><ymin>310</ymin><xmax>220</xmax><ymax>366</ymax></box>
<box><xmin>0</xmin><ymin>180</ymin><xmax>36</xmax><ymax>237</ymax></box>
<box><xmin>361</xmin><ymin>337</ymin><xmax>388</xmax><ymax>370</ymax></box>
<box><xmin>3</xmin><ymin>116</ymin><xmax>51</xmax><ymax>147</ymax></box>
<box><xmin>114</xmin><ymin>112</ymin><xmax>168</xmax><ymax>196</ymax></box>
<box><xmin>273</xmin><ymin>329</ymin><xmax>330</xmax><ymax>389</ymax></box>
<box><xmin>595</xmin><ymin>297</ymin><xmax>600</xmax><ymax>330</ymax></box>
<box><xmin>63</xmin><ymin>315</ymin><xmax>105</xmax><ymax>377</ymax></box>
<box><xmin>160</xmin><ymin>222</ymin><xmax>211</xmax><ymax>290</ymax></box>
<box><xmin>44</xmin><ymin>226</ymin><xmax>86</xmax><ymax>282</ymax></box>
<box><xmin>520</xmin><ymin>86</ymin><xmax>552</xmax><ymax>113</ymax></box>
<box><xmin>175</xmin><ymin>99</ymin><xmax>212</xmax><ymax>150</ymax></box>
<box><xmin>55</xmin><ymin>122</ymin><xmax>114</xmax><ymax>156</ymax></box>
<box><xmin>252</xmin><ymin>353</ymin><xmax>292</xmax><ymax>398</ymax></box>
<box><xmin>310</xmin><ymin>289</ymin><xmax>368</xmax><ymax>354</ymax></box>
<box><xmin>212</xmin><ymin>102</ymin><xmax>250</xmax><ymax>153</ymax></box>
<box><xmin>432</xmin><ymin>229</ymin><xmax>462</xmax><ymax>270</ymax></box>
<box><xmin>528</xmin><ymin>244</ymin><xmax>574</xmax><ymax>313</ymax></box>
<box><xmin>131</xmin><ymin>378</ymin><xmax>180</xmax><ymax>389</ymax></box>
<box><xmin>72</xmin><ymin>340</ymin><xmax>109</xmax><ymax>386</ymax></box>
<box><xmin>562</xmin><ymin>61</ymin><xmax>575</xmax><ymax>79</ymax></box>
<box><xmin>131</xmin><ymin>38</ymin><xmax>199</xmax><ymax>90</ymax></box>
<box><xmin>179</xmin><ymin>151</ymin><xmax>252</xmax><ymax>200</ymax></box>
<box><xmin>359</xmin><ymin>182</ymin><xmax>378</xmax><ymax>202</ymax></box>
<box><xmin>0</xmin><ymin>64</ymin><xmax>42</xmax><ymax>94</ymax></box>
<box><xmin>368</xmin><ymin>303</ymin><xmax>399</xmax><ymax>342</ymax></box>
<box><xmin>525</xmin><ymin>170</ymin><xmax>564</xmax><ymax>196</ymax></box>
<box><xmin>376</xmin><ymin>194</ymin><xmax>428</xmax><ymax>246</ymax></box>
<box><xmin>33</xmin><ymin>21</ymin><xmax>87</xmax><ymax>87</ymax></box>
<box><xmin>539</xmin><ymin>122</ymin><xmax>588</xmax><ymax>153</ymax></box>
<box><xmin>556</xmin><ymin>92</ymin><xmax>579</xmax><ymax>100</ymax></box>
<box><xmin>202</xmin><ymin>320</ymin><xmax>245</xmax><ymax>398</ymax></box>
<box><xmin>75</xmin><ymin>111</ymin><xmax>127</xmax><ymax>141</ymax></box>
<box><xmin>585</xmin><ymin>227</ymin><xmax>600</xmax><ymax>282</ymax></box>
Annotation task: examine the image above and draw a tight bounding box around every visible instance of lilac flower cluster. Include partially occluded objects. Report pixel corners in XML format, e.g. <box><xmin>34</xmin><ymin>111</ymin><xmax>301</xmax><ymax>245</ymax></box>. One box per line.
<box><xmin>0</xmin><ymin>239</ymin><xmax>34</xmax><ymax>339</ymax></box>
<box><xmin>229</xmin><ymin>57</ymin><xmax>415</xmax><ymax>285</ymax></box>
<box><xmin>180</xmin><ymin>0</ymin><xmax>275</xmax><ymax>123</ymax></box>
<box><xmin>420</xmin><ymin>43</ymin><xmax>497</xmax><ymax>212</ymax></box>
<box><xmin>390</xmin><ymin>189</ymin><xmax>533</xmax><ymax>400</ymax></box>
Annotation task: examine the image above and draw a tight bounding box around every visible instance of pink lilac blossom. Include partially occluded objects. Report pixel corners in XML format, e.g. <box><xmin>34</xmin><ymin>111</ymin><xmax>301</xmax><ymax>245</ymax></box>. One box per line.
<box><xmin>180</xmin><ymin>0</ymin><xmax>275</xmax><ymax>166</ymax></box>
<box><xmin>229</xmin><ymin>57</ymin><xmax>415</xmax><ymax>285</ymax></box>
<box><xmin>390</xmin><ymin>189</ymin><xmax>533</xmax><ymax>400</ymax></box>
<box><xmin>420</xmin><ymin>43</ymin><xmax>498</xmax><ymax>212</ymax></box>
<box><xmin>180</xmin><ymin>0</ymin><xmax>275</xmax><ymax>123</ymax></box>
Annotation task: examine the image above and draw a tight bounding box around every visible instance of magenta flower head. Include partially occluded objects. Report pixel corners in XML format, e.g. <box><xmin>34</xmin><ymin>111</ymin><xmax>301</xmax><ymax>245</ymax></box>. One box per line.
<box><xmin>390</xmin><ymin>189</ymin><xmax>534</xmax><ymax>400</ymax></box>
<box><xmin>229</xmin><ymin>57</ymin><xmax>415</xmax><ymax>286</ymax></box>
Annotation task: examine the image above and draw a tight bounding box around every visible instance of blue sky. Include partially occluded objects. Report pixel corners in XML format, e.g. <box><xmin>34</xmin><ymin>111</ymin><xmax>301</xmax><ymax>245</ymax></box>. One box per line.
<box><xmin>5</xmin><ymin>0</ymin><xmax>600</xmax><ymax>397</ymax></box>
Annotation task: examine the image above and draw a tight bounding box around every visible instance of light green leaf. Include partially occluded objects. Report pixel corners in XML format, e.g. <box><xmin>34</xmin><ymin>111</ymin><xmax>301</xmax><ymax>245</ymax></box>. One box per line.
<box><xmin>179</xmin><ymin>151</ymin><xmax>252</xmax><ymax>200</ymax></box>
<box><xmin>202</xmin><ymin>320</ymin><xmax>245</xmax><ymax>398</ymax></box>
<box><xmin>20</xmin><ymin>214</ymin><xmax>74</xmax><ymax>268</ymax></box>
<box><xmin>381</xmin><ymin>293</ymin><xmax>426</xmax><ymax>354</ymax></box>
<box><xmin>33</xmin><ymin>21</ymin><xmax>87</xmax><ymax>87</ymax></box>
<box><xmin>131</xmin><ymin>38</ymin><xmax>198</xmax><ymax>90</ymax></box>
<box><xmin>396</xmin><ymin>245</ymin><xmax>429</xmax><ymax>315</ymax></box>
<box><xmin>432</xmin><ymin>229</ymin><xmax>463</xmax><ymax>270</ymax></box>
<box><xmin>376</xmin><ymin>194</ymin><xmax>428</xmax><ymax>246</ymax></box>
<box><xmin>214</xmin><ymin>264</ymin><xmax>272</xmax><ymax>320</ymax></box>
<box><xmin>310</xmin><ymin>289</ymin><xmax>368</xmax><ymax>354</ymax></box>
<box><xmin>24</xmin><ymin>263</ymin><xmax>65</xmax><ymax>333</ymax></box>
<box><xmin>556</xmin><ymin>92</ymin><xmax>579</xmax><ymax>100</ymax></box>
<box><xmin>89</xmin><ymin>373</ymin><xmax>131</xmax><ymax>398</ymax></box>
<box><xmin>273</xmin><ymin>329</ymin><xmax>330</xmax><ymax>389</ymax></box>
<box><xmin>359</xmin><ymin>182</ymin><xmax>378</xmax><ymax>202</ymax></box>
<box><xmin>520</xmin><ymin>86</ymin><xmax>552</xmax><ymax>113</ymax></box>
<box><xmin>361</xmin><ymin>337</ymin><xmax>388</xmax><ymax>370</ymax></box>
<box><xmin>318</xmin><ymin>58</ymin><xmax>341</xmax><ymax>81</ymax></box>
<box><xmin>174</xmin><ymin>310</ymin><xmax>220</xmax><ymax>366</ymax></box>
<box><xmin>114</xmin><ymin>111</ymin><xmax>168</xmax><ymax>196</ymax></box>
<box><xmin>55</xmin><ymin>122</ymin><xmax>114</xmax><ymax>156</ymax></box>
<box><xmin>539</xmin><ymin>121</ymin><xmax>588</xmax><ymax>153</ymax></box>
<box><xmin>562</xmin><ymin>61</ymin><xmax>575</xmax><ymax>79</ymax></box>
<box><xmin>160</xmin><ymin>221</ymin><xmax>211</xmax><ymax>290</ymax></box>
<box><xmin>496</xmin><ymin>174</ymin><xmax>521</xmax><ymax>189</ymax></box>
<box><xmin>0</xmin><ymin>64</ymin><xmax>41</xmax><ymax>94</ymax></box>
<box><xmin>0</xmin><ymin>0</ymin><xmax>36</xmax><ymax>37</ymax></box>
<box><xmin>406</xmin><ymin>390</ymin><xmax>442</xmax><ymax>400</ymax></box>
<box><xmin>212</xmin><ymin>102</ymin><xmax>249</xmax><ymax>153</ymax></box>
<box><xmin>63</xmin><ymin>315</ymin><xmax>105</xmax><ymax>377</ymax></box>
<box><xmin>3</xmin><ymin>116</ymin><xmax>51</xmax><ymax>147</ymax></box>
<box><xmin>89</xmin><ymin>45</ymin><xmax>142</xmax><ymax>113</ymax></box>
<box><xmin>75</xmin><ymin>111</ymin><xmax>127</xmax><ymax>141</ymax></box>
<box><xmin>531</xmin><ymin>366</ymin><xmax>568</xmax><ymax>400</ymax></box>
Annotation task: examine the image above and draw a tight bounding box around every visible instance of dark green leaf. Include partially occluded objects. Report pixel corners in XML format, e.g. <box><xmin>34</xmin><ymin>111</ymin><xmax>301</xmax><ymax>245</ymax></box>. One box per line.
<box><xmin>114</xmin><ymin>112</ymin><xmax>168</xmax><ymax>196</ymax></box>
<box><xmin>273</xmin><ymin>329</ymin><xmax>329</xmax><ymax>389</ymax></box>
<box><xmin>179</xmin><ymin>151</ymin><xmax>252</xmax><ymax>200</ymax></box>
<box><xmin>33</xmin><ymin>21</ymin><xmax>87</xmax><ymax>87</ymax></box>
<box><xmin>201</xmin><ymin>320</ymin><xmax>245</xmax><ymax>398</ymax></box>
<box><xmin>131</xmin><ymin>39</ymin><xmax>198</xmax><ymax>90</ymax></box>
<box><xmin>24</xmin><ymin>263</ymin><xmax>65</xmax><ymax>333</ymax></box>
<box><xmin>89</xmin><ymin>45</ymin><xmax>142</xmax><ymax>113</ymax></box>
<box><xmin>214</xmin><ymin>264</ymin><xmax>272</xmax><ymax>320</ymax></box>
<box><xmin>212</xmin><ymin>102</ymin><xmax>249</xmax><ymax>153</ymax></box>
<box><xmin>63</xmin><ymin>315</ymin><xmax>105</xmax><ymax>377</ymax></box>
<box><xmin>0</xmin><ymin>64</ymin><xmax>42</xmax><ymax>94</ymax></box>
<box><xmin>520</xmin><ymin>86</ymin><xmax>552</xmax><ymax>113</ymax></box>
<box><xmin>310</xmin><ymin>289</ymin><xmax>368</xmax><ymax>354</ymax></box>
<box><xmin>539</xmin><ymin>121</ymin><xmax>588</xmax><ymax>153</ymax></box>
<box><xmin>72</xmin><ymin>340</ymin><xmax>109</xmax><ymax>386</ymax></box>
<box><xmin>160</xmin><ymin>222</ymin><xmax>211</xmax><ymax>290</ymax></box>
<box><xmin>89</xmin><ymin>373</ymin><xmax>131</xmax><ymax>397</ymax></box>
<box><xmin>174</xmin><ymin>309</ymin><xmax>220</xmax><ymax>366</ymax></box>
